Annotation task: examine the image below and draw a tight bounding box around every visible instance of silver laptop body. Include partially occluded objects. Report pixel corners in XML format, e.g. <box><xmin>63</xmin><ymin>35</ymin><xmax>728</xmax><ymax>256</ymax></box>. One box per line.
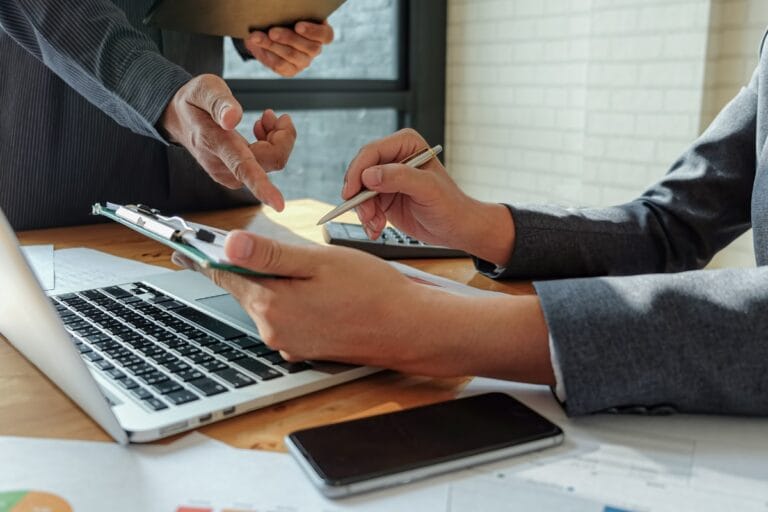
<box><xmin>0</xmin><ymin>209</ymin><xmax>379</xmax><ymax>443</ymax></box>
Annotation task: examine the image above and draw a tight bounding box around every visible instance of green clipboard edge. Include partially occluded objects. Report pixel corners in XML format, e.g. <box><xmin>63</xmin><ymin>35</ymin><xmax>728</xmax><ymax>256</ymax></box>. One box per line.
<box><xmin>91</xmin><ymin>203</ymin><xmax>274</xmax><ymax>278</ymax></box>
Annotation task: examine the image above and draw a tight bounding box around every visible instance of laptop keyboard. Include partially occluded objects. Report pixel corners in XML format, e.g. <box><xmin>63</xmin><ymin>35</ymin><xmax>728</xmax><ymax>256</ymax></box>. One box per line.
<box><xmin>51</xmin><ymin>283</ymin><xmax>311</xmax><ymax>413</ymax></box>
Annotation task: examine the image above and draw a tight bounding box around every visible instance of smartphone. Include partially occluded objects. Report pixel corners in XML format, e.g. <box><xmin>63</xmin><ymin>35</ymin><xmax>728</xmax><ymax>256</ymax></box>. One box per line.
<box><xmin>285</xmin><ymin>393</ymin><xmax>564</xmax><ymax>498</ymax></box>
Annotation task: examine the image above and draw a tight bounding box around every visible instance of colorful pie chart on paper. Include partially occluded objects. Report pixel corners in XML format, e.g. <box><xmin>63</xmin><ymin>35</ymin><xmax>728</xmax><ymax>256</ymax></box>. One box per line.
<box><xmin>0</xmin><ymin>491</ymin><xmax>73</xmax><ymax>512</ymax></box>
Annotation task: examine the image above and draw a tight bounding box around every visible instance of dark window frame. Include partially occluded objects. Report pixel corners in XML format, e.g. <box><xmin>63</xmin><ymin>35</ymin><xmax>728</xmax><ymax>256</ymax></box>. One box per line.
<box><xmin>226</xmin><ymin>0</ymin><xmax>447</xmax><ymax>148</ymax></box>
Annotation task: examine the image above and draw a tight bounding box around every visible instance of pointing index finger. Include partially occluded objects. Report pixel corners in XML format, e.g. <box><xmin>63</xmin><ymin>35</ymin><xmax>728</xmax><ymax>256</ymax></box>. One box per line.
<box><xmin>214</xmin><ymin>131</ymin><xmax>285</xmax><ymax>210</ymax></box>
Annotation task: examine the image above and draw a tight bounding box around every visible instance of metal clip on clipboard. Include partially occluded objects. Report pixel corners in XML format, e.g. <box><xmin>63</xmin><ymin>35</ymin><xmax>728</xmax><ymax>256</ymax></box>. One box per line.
<box><xmin>91</xmin><ymin>202</ymin><xmax>271</xmax><ymax>277</ymax></box>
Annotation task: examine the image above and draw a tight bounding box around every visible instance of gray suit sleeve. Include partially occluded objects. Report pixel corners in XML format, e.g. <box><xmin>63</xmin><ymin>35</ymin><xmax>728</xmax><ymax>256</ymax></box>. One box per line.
<box><xmin>535</xmin><ymin>269</ymin><xmax>768</xmax><ymax>416</ymax></box>
<box><xmin>0</xmin><ymin>0</ymin><xmax>192</xmax><ymax>141</ymax></box>
<box><xmin>475</xmin><ymin>68</ymin><xmax>759</xmax><ymax>279</ymax></box>
<box><xmin>473</xmin><ymin>68</ymin><xmax>766</xmax><ymax>415</ymax></box>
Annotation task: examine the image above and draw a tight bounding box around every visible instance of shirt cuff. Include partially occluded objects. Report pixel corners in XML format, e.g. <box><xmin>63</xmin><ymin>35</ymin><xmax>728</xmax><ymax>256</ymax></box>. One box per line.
<box><xmin>472</xmin><ymin>204</ymin><xmax>520</xmax><ymax>280</ymax></box>
<box><xmin>473</xmin><ymin>259</ymin><xmax>508</xmax><ymax>278</ymax></box>
<box><xmin>549</xmin><ymin>334</ymin><xmax>568</xmax><ymax>402</ymax></box>
<box><xmin>231</xmin><ymin>38</ymin><xmax>255</xmax><ymax>61</ymax></box>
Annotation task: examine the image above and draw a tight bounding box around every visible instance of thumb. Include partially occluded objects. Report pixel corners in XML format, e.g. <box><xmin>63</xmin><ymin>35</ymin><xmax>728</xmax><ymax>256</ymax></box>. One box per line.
<box><xmin>361</xmin><ymin>164</ymin><xmax>435</xmax><ymax>199</ymax></box>
<box><xmin>224</xmin><ymin>230</ymin><xmax>316</xmax><ymax>278</ymax></box>
<box><xmin>187</xmin><ymin>74</ymin><xmax>242</xmax><ymax>130</ymax></box>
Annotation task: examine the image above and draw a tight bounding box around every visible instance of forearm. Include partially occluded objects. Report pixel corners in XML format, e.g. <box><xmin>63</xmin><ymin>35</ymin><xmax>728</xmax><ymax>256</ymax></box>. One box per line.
<box><xmin>403</xmin><ymin>287</ymin><xmax>554</xmax><ymax>386</ymax></box>
<box><xmin>455</xmin><ymin>200</ymin><xmax>516</xmax><ymax>267</ymax></box>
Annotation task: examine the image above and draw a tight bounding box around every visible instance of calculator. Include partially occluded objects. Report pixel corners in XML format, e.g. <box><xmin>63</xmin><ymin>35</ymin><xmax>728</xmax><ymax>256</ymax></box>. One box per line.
<box><xmin>322</xmin><ymin>222</ymin><xmax>468</xmax><ymax>259</ymax></box>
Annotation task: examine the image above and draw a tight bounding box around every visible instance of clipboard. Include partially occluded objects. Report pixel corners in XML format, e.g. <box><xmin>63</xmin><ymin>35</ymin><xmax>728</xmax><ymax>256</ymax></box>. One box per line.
<box><xmin>91</xmin><ymin>203</ymin><xmax>273</xmax><ymax>277</ymax></box>
<box><xmin>144</xmin><ymin>0</ymin><xmax>347</xmax><ymax>39</ymax></box>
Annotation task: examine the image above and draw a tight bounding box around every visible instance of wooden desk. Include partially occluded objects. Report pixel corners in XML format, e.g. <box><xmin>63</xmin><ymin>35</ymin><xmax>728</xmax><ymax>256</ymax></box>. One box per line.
<box><xmin>2</xmin><ymin>199</ymin><xmax>533</xmax><ymax>451</ymax></box>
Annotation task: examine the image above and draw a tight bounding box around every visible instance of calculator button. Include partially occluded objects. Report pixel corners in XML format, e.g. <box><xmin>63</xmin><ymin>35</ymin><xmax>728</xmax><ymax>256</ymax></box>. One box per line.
<box><xmin>344</xmin><ymin>224</ymin><xmax>369</xmax><ymax>240</ymax></box>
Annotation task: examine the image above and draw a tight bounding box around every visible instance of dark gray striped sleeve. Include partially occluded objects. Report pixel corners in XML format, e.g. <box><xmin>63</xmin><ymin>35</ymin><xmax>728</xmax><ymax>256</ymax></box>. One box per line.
<box><xmin>0</xmin><ymin>0</ymin><xmax>192</xmax><ymax>141</ymax></box>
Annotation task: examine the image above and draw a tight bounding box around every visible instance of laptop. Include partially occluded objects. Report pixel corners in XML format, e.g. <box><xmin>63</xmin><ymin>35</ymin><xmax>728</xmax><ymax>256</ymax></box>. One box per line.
<box><xmin>0</xmin><ymin>209</ymin><xmax>379</xmax><ymax>444</ymax></box>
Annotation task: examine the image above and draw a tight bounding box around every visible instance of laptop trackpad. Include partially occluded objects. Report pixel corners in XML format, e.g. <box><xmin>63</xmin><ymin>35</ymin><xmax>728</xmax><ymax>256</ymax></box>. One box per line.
<box><xmin>197</xmin><ymin>294</ymin><xmax>258</xmax><ymax>332</ymax></box>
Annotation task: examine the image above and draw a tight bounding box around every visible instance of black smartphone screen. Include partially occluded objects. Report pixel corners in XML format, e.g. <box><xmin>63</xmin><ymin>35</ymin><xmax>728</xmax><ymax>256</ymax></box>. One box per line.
<box><xmin>288</xmin><ymin>393</ymin><xmax>562</xmax><ymax>486</ymax></box>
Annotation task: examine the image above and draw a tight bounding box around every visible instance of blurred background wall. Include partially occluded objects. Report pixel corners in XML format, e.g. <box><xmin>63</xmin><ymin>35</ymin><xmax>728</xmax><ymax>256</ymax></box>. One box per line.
<box><xmin>446</xmin><ymin>0</ymin><xmax>768</xmax><ymax>267</ymax></box>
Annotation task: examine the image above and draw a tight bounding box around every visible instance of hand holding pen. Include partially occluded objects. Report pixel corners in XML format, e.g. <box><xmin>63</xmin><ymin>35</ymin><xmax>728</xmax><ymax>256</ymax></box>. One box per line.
<box><xmin>318</xmin><ymin>144</ymin><xmax>443</xmax><ymax>225</ymax></box>
<box><xmin>335</xmin><ymin>129</ymin><xmax>515</xmax><ymax>266</ymax></box>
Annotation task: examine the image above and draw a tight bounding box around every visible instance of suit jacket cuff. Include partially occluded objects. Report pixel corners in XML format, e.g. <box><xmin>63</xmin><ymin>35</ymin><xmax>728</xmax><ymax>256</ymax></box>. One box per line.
<box><xmin>473</xmin><ymin>203</ymin><xmax>578</xmax><ymax>280</ymax></box>
<box><xmin>533</xmin><ymin>275</ymin><xmax>684</xmax><ymax>416</ymax></box>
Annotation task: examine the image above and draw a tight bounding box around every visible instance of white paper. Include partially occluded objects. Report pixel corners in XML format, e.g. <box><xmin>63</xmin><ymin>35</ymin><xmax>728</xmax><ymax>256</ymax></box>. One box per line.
<box><xmin>454</xmin><ymin>378</ymin><xmax>768</xmax><ymax>512</ymax></box>
<box><xmin>389</xmin><ymin>261</ymin><xmax>501</xmax><ymax>298</ymax></box>
<box><xmin>245</xmin><ymin>209</ymin><xmax>318</xmax><ymax>246</ymax></box>
<box><xmin>3</xmin><ymin>383</ymin><xmax>767</xmax><ymax>512</ymax></box>
<box><xmin>20</xmin><ymin>245</ymin><xmax>55</xmax><ymax>290</ymax></box>
<box><xmin>0</xmin><ymin>433</ymin><xmax>453</xmax><ymax>512</ymax></box>
<box><xmin>49</xmin><ymin>248</ymin><xmax>171</xmax><ymax>295</ymax></box>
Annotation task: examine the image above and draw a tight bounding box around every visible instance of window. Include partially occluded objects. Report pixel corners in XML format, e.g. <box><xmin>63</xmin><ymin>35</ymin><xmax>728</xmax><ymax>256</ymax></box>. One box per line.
<box><xmin>224</xmin><ymin>1</ymin><xmax>398</xmax><ymax>80</ymax></box>
<box><xmin>239</xmin><ymin>109</ymin><xmax>398</xmax><ymax>203</ymax></box>
<box><xmin>225</xmin><ymin>0</ymin><xmax>446</xmax><ymax>204</ymax></box>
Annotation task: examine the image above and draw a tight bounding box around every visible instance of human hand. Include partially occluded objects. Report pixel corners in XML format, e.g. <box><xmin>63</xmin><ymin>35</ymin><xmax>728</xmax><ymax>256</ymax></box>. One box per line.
<box><xmin>172</xmin><ymin>230</ymin><xmax>555</xmax><ymax>384</ymax></box>
<box><xmin>172</xmin><ymin>230</ymin><xmax>463</xmax><ymax>374</ymax></box>
<box><xmin>343</xmin><ymin>129</ymin><xmax>516</xmax><ymax>266</ymax></box>
<box><xmin>160</xmin><ymin>74</ymin><xmax>297</xmax><ymax>211</ymax></box>
<box><xmin>244</xmin><ymin>21</ymin><xmax>334</xmax><ymax>77</ymax></box>
<box><xmin>249</xmin><ymin>108</ymin><xmax>297</xmax><ymax>173</ymax></box>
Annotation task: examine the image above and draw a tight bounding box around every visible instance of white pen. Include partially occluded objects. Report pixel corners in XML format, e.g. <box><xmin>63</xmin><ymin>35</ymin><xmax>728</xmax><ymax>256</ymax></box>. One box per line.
<box><xmin>317</xmin><ymin>144</ymin><xmax>443</xmax><ymax>225</ymax></box>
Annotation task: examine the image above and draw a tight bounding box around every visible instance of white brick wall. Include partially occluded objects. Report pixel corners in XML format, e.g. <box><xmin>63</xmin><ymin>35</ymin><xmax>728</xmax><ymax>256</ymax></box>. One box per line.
<box><xmin>446</xmin><ymin>0</ymin><xmax>591</xmax><ymax>205</ymax></box>
<box><xmin>446</xmin><ymin>0</ymin><xmax>768</xmax><ymax>268</ymax></box>
<box><xmin>583</xmin><ymin>1</ymin><xmax>710</xmax><ymax>208</ymax></box>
